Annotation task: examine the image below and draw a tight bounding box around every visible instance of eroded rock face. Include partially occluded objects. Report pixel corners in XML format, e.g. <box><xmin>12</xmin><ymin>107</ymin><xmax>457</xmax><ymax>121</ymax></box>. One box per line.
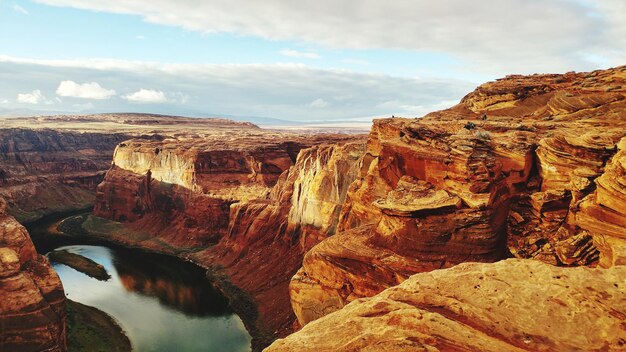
<box><xmin>94</xmin><ymin>133</ymin><xmax>362</xmax><ymax>248</ymax></box>
<box><xmin>577</xmin><ymin>137</ymin><xmax>626</xmax><ymax>267</ymax></box>
<box><xmin>94</xmin><ymin>132</ymin><xmax>366</xmax><ymax>344</ymax></box>
<box><xmin>0</xmin><ymin>198</ymin><xmax>66</xmax><ymax>351</ymax></box>
<box><xmin>268</xmin><ymin>259</ymin><xmax>626</xmax><ymax>352</ymax></box>
<box><xmin>291</xmin><ymin>66</ymin><xmax>626</xmax><ymax>325</ymax></box>
<box><xmin>0</xmin><ymin>128</ymin><xmax>130</xmax><ymax>223</ymax></box>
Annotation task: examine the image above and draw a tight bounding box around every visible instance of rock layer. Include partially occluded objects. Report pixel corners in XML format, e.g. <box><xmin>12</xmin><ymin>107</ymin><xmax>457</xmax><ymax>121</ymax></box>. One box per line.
<box><xmin>0</xmin><ymin>128</ymin><xmax>130</xmax><ymax>222</ymax></box>
<box><xmin>0</xmin><ymin>198</ymin><xmax>66</xmax><ymax>351</ymax></box>
<box><xmin>291</xmin><ymin>66</ymin><xmax>626</xmax><ymax>325</ymax></box>
<box><xmin>267</xmin><ymin>259</ymin><xmax>626</xmax><ymax>352</ymax></box>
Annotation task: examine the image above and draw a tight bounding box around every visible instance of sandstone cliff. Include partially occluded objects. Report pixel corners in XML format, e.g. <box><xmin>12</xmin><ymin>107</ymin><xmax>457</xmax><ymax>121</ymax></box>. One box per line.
<box><xmin>267</xmin><ymin>259</ymin><xmax>626</xmax><ymax>352</ymax></box>
<box><xmin>291</xmin><ymin>66</ymin><xmax>626</xmax><ymax>325</ymax></box>
<box><xmin>0</xmin><ymin>198</ymin><xmax>66</xmax><ymax>351</ymax></box>
<box><xmin>92</xmin><ymin>130</ymin><xmax>366</xmax><ymax>345</ymax></box>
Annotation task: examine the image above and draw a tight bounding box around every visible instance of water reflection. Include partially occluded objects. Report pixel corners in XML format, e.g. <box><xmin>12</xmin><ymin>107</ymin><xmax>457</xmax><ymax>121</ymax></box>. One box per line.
<box><xmin>112</xmin><ymin>247</ymin><xmax>230</xmax><ymax>317</ymax></box>
<box><xmin>49</xmin><ymin>245</ymin><xmax>251</xmax><ymax>352</ymax></box>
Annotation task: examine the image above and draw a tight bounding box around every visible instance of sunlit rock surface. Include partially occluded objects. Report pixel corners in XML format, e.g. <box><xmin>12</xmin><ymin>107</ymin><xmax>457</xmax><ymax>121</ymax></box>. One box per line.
<box><xmin>291</xmin><ymin>65</ymin><xmax>626</xmax><ymax>325</ymax></box>
<box><xmin>268</xmin><ymin>259</ymin><xmax>626</xmax><ymax>352</ymax></box>
<box><xmin>0</xmin><ymin>198</ymin><xmax>66</xmax><ymax>351</ymax></box>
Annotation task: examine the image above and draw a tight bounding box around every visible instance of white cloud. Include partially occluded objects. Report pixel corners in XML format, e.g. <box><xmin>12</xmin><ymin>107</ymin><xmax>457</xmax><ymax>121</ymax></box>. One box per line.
<box><xmin>33</xmin><ymin>0</ymin><xmax>626</xmax><ymax>74</ymax></box>
<box><xmin>1</xmin><ymin>99</ymin><xmax>9</xmax><ymax>104</ymax></box>
<box><xmin>56</xmin><ymin>80</ymin><xmax>116</xmax><ymax>99</ymax></box>
<box><xmin>12</xmin><ymin>4</ymin><xmax>29</xmax><ymax>15</ymax></box>
<box><xmin>123</xmin><ymin>89</ymin><xmax>167</xmax><ymax>103</ymax></box>
<box><xmin>17</xmin><ymin>90</ymin><xmax>45</xmax><ymax>104</ymax></box>
<box><xmin>280</xmin><ymin>49</ymin><xmax>320</xmax><ymax>59</ymax></box>
<box><xmin>0</xmin><ymin>55</ymin><xmax>474</xmax><ymax>120</ymax></box>
<box><xmin>308</xmin><ymin>98</ymin><xmax>328</xmax><ymax>108</ymax></box>
<box><xmin>136</xmin><ymin>34</ymin><xmax>145</xmax><ymax>40</ymax></box>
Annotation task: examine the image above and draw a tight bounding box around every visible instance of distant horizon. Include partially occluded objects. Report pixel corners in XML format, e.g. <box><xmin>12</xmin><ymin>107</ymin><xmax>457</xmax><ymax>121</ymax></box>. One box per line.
<box><xmin>0</xmin><ymin>109</ymin><xmax>391</xmax><ymax>128</ymax></box>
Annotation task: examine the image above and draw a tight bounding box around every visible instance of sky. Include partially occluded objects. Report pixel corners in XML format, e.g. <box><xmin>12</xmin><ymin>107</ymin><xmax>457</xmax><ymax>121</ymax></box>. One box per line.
<box><xmin>1</xmin><ymin>0</ymin><xmax>625</xmax><ymax>123</ymax></box>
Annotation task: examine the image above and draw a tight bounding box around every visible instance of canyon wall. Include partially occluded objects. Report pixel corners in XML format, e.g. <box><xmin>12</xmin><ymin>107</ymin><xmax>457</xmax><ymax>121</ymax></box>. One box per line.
<box><xmin>92</xmin><ymin>132</ymin><xmax>366</xmax><ymax>345</ymax></box>
<box><xmin>290</xmin><ymin>66</ymin><xmax>626</xmax><ymax>325</ymax></box>
<box><xmin>267</xmin><ymin>259</ymin><xmax>626</xmax><ymax>352</ymax></box>
<box><xmin>0</xmin><ymin>198</ymin><xmax>66</xmax><ymax>351</ymax></box>
<box><xmin>0</xmin><ymin>128</ymin><xmax>129</xmax><ymax>223</ymax></box>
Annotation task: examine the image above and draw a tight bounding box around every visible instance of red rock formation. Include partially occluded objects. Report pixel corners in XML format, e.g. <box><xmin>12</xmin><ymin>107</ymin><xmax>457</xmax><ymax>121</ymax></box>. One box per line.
<box><xmin>576</xmin><ymin>137</ymin><xmax>626</xmax><ymax>267</ymax></box>
<box><xmin>291</xmin><ymin>66</ymin><xmax>626</xmax><ymax>325</ymax></box>
<box><xmin>0</xmin><ymin>198</ymin><xmax>66</xmax><ymax>351</ymax></box>
<box><xmin>0</xmin><ymin>128</ymin><xmax>130</xmax><ymax>222</ymax></box>
<box><xmin>267</xmin><ymin>259</ymin><xmax>626</xmax><ymax>352</ymax></box>
<box><xmin>92</xmin><ymin>132</ymin><xmax>366</xmax><ymax>345</ymax></box>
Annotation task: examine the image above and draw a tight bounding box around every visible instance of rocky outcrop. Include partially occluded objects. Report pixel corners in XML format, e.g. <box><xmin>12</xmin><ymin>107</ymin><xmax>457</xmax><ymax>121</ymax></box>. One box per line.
<box><xmin>94</xmin><ymin>133</ymin><xmax>362</xmax><ymax>247</ymax></box>
<box><xmin>576</xmin><ymin>137</ymin><xmax>626</xmax><ymax>267</ymax></box>
<box><xmin>291</xmin><ymin>66</ymin><xmax>626</xmax><ymax>325</ymax></box>
<box><xmin>0</xmin><ymin>198</ymin><xmax>66</xmax><ymax>351</ymax></box>
<box><xmin>268</xmin><ymin>259</ymin><xmax>626</xmax><ymax>352</ymax></box>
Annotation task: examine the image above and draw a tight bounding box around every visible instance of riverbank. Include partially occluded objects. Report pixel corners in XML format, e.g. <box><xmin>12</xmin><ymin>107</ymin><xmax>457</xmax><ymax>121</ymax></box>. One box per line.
<box><xmin>28</xmin><ymin>211</ymin><xmax>256</xmax><ymax>351</ymax></box>
<box><xmin>69</xmin><ymin>213</ymin><xmax>273</xmax><ymax>351</ymax></box>
<box><xmin>67</xmin><ymin>300</ymin><xmax>132</xmax><ymax>352</ymax></box>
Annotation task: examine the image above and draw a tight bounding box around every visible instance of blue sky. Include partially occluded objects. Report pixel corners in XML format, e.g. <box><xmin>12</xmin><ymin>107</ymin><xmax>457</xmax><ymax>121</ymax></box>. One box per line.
<box><xmin>1</xmin><ymin>0</ymin><xmax>624</xmax><ymax>123</ymax></box>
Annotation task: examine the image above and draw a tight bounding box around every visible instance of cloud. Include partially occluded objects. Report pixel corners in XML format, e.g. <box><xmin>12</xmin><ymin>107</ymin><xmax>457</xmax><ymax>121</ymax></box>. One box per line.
<box><xmin>1</xmin><ymin>99</ymin><xmax>9</xmax><ymax>104</ymax></box>
<box><xmin>33</xmin><ymin>0</ymin><xmax>626</xmax><ymax>74</ymax></box>
<box><xmin>0</xmin><ymin>55</ymin><xmax>474</xmax><ymax>121</ymax></box>
<box><xmin>12</xmin><ymin>4</ymin><xmax>29</xmax><ymax>15</ymax></box>
<box><xmin>280</xmin><ymin>49</ymin><xmax>320</xmax><ymax>59</ymax></box>
<box><xmin>308</xmin><ymin>98</ymin><xmax>328</xmax><ymax>108</ymax></box>
<box><xmin>123</xmin><ymin>89</ymin><xmax>167</xmax><ymax>103</ymax></box>
<box><xmin>17</xmin><ymin>90</ymin><xmax>45</xmax><ymax>104</ymax></box>
<box><xmin>56</xmin><ymin>80</ymin><xmax>116</xmax><ymax>99</ymax></box>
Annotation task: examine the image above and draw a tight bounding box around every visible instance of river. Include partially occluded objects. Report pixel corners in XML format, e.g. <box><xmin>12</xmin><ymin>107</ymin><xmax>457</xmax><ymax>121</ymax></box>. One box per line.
<box><xmin>27</xmin><ymin>213</ymin><xmax>252</xmax><ymax>352</ymax></box>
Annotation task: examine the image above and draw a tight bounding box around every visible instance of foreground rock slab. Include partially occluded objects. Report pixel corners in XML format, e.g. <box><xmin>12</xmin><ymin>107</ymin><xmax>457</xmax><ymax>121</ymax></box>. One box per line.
<box><xmin>268</xmin><ymin>259</ymin><xmax>626</xmax><ymax>352</ymax></box>
<box><xmin>0</xmin><ymin>198</ymin><xmax>66</xmax><ymax>351</ymax></box>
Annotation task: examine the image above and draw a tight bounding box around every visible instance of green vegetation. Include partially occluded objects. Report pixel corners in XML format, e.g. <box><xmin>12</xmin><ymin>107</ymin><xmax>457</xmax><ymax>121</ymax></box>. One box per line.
<box><xmin>66</xmin><ymin>300</ymin><xmax>132</xmax><ymax>352</ymax></box>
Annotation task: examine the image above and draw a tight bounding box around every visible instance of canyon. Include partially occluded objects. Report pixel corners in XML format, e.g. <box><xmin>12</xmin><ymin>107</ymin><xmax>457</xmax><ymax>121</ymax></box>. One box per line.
<box><xmin>1</xmin><ymin>66</ymin><xmax>625</xmax><ymax>351</ymax></box>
